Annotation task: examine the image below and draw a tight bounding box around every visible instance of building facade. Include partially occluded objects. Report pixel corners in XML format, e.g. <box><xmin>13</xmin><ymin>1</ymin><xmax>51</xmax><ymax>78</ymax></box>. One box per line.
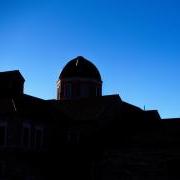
<box><xmin>0</xmin><ymin>56</ymin><xmax>180</xmax><ymax>179</ymax></box>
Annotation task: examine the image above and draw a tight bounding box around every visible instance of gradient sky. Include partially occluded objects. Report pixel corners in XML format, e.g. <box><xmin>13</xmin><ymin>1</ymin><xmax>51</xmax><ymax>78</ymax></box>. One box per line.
<box><xmin>0</xmin><ymin>0</ymin><xmax>180</xmax><ymax>118</ymax></box>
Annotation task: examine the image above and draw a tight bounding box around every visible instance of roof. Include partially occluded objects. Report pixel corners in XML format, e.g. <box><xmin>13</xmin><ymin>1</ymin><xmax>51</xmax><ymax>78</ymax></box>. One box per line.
<box><xmin>122</xmin><ymin>101</ymin><xmax>143</xmax><ymax>113</ymax></box>
<box><xmin>59</xmin><ymin>56</ymin><xmax>102</xmax><ymax>81</ymax></box>
<box><xmin>144</xmin><ymin>110</ymin><xmax>161</xmax><ymax>121</ymax></box>
<box><xmin>162</xmin><ymin>118</ymin><xmax>180</xmax><ymax>121</ymax></box>
<box><xmin>0</xmin><ymin>70</ymin><xmax>25</xmax><ymax>82</ymax></box>
<box><xmin>0</xmin><ymin>94</ymin><xmax>52</xmax><ymax>119</ymax></box>
<box><xmin>48</xmin><ymin>95</ymin><xmax>121</xmax><ymax>121</ymax></box>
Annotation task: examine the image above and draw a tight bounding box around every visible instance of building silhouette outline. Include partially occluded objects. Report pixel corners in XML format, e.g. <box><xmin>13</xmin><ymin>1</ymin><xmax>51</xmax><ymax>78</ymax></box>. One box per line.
<box><xmin>0</xmin><ymin>56</ymin><xmax>179</xmax><ymax>179</ymax></box>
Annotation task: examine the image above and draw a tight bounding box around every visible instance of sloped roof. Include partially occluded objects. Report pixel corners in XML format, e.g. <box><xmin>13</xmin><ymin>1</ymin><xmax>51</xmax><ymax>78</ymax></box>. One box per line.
<box><xmin>0</xmin><ymin>94</ymin><xmax>52</xmax><ymax>118</ymax></box>
<box><xmin>121</xmin><ymin>101</ymin><xmax>143</xmax><ymax>113</ymax></box>
<box><xmin>0</xmin><ymin>98</ymin><xmax>16</xmax><ymax>113</ymax></box>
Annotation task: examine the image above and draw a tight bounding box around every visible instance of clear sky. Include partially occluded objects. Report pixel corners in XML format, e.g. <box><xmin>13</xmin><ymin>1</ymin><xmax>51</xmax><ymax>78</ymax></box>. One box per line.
<box><xmin>0</xmin><ymin>0</ymin><xmax>180</xmax><ymax>118</ymax></box>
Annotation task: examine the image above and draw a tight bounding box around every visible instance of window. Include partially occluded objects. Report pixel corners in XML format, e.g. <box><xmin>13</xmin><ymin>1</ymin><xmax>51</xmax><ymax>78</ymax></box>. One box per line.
<box><xmin>65</xmin><ymin>83</ymin><xmax>72</xmax><ymax>98</ymax></box>
<box><xmin>96</xmin><ymin>87</ymin><xmax>99</xmax><ymax>96</ymax></box>
<box><xmin>80</xmin><ymin>84</ymin><xmax>89</xmax><ymax>97</ymax></box>
<box><xmin>67</xmin><ymin>128</ymin><xmax>80</xmax><ymax>144</ymax></box>
<box><xmin>22</xmin><ymin>123</ymin><xmax>31</xmax><ymax>148</ymax></box>
<box><xmin>96</xmin><ymin>87</ymin><xmax>101</xmax><ymax>96</ymax></box>
<box><xmin>34</xmin><ymin>126</ymin><xmax>44</xmax><ymax>149</ymax></box>
<box><xmin>0</xmin><ymin>122</ymin><xmax>7</xmax><ymax>147</ymax></box>
<box><xmin>57</xmin><ymin>87</ymin><xmax>60</xmax><ymax>100</ymax></box>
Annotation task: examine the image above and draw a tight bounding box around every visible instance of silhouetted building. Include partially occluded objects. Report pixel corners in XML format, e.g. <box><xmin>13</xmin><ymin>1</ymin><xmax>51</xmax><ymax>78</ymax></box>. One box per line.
<box><xmin>0</xmin><ymin>56</ymin><xmax>180</xmax><ymax>180</ymax></box>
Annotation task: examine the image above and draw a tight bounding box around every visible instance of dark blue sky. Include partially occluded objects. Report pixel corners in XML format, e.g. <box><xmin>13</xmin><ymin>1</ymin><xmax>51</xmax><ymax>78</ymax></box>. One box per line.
<box><xmin>0</xmin><ymin>0</ymin><xmax>180</xmax><ymax>118</ymax></box>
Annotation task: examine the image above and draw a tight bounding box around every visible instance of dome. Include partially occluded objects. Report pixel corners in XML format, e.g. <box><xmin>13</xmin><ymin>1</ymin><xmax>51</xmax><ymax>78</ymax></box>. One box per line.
<box><xmin>59</xmin><ymin>56</ymin><xmax>102</xmax><ymax>82</ymax></box>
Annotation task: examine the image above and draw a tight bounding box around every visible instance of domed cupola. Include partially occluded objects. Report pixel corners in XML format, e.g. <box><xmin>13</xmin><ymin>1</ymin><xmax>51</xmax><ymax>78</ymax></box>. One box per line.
<box><xmin>57</xmin><ymin>56</ymin><xmax>102</xmax><ymax>100</ymax></box>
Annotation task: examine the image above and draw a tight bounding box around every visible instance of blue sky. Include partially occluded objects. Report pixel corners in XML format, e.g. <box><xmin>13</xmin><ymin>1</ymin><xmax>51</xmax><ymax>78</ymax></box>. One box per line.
<box><xmin>0</xmin><ymin>0</ymin><xmax>180</xmax><ymax>118</ymax></box>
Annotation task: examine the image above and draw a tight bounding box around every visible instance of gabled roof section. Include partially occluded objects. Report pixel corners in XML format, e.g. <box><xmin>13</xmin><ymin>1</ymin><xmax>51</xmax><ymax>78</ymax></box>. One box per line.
<box><xmin>0</xmin><ymin>97</ymin><xmax>17</xmax><ymax>114</ymax></box>
<box><xmin>13</xmin><ymin>94</ymin><xmax>50</xmax><ymax>115</ymax></box>
<box><xmin>145</xmin><ymin>110</ymin><xmax>161</xmax><ymax>121</ymax></box>
<box><xmin>0</xmin><ymin>94</ymin><xmax>53</xmax><ymax>120</ymax></box>
<box><xmin>48</xmin><ymin>95</ymin><xmax>122</xmax><ymax>121</ymax></box>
